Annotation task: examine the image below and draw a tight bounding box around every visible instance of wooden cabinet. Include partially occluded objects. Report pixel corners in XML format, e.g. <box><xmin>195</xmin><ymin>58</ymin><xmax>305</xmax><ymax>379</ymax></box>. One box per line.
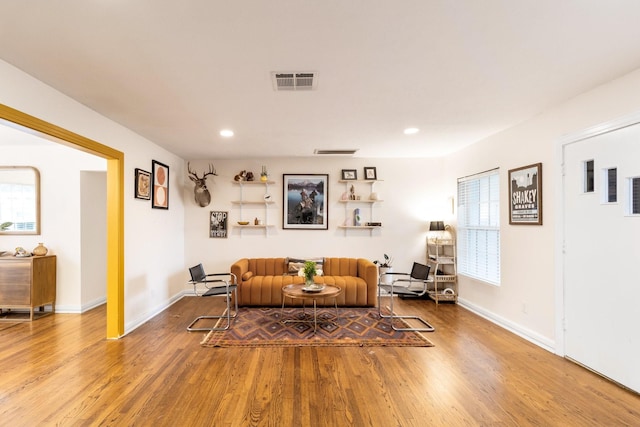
<box><xmin>0</xmin><ymin>255</ymin><xmax>56</xmax><ymax>321</ymax></box>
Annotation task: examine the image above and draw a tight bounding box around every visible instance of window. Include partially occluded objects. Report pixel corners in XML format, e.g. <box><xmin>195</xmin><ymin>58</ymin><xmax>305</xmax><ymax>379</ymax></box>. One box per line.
<box><xmin>603</xmin><ymin>167</ymin><xmax>617</xmax><ymax>203</ymax></box>
<box><xmin>457</xmin><ymin>169</ymin><xmax>500</xmax><ymax>285</ymax></box>
<box><xmin>0</xmin><ymin>182</ymin><xmax>36</xmax><ymax>231</ymax></box>
<box><xmin>584</xmin><ymin>160</ymin><xmax>594</xmax><ymax>193</ymax></box>
<box><xmin>630</xmin><ymin>177</ymin><xmax>640</xmax><ymax>215</ymax></box>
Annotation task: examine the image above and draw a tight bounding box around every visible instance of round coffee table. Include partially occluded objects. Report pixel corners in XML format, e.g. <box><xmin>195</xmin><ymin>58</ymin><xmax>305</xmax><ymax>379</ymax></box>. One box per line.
<box><xmin>281</xmin><ymin>284</ymin><xmax>342</xmax><ymax>333</ymax></box>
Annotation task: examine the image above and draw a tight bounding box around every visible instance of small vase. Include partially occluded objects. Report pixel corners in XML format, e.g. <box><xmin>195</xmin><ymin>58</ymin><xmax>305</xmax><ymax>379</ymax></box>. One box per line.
<box><xmin>260</xmin><ymin>175</ymin><xmax>268</xmax><ymax>182</ymax></box>
<box><xmin>33</xmin><ymin>243</ymin><xmax>48</xmax><ymax>256</ymax></box>
<box><xmin>305</xmin><ymin>276</ymin><xmax>315</xmax><ymax>286</ymax></box>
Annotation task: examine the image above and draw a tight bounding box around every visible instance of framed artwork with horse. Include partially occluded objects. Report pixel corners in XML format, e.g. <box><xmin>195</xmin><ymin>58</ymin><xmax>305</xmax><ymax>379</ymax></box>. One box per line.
<box><xmin>283</xmin><ymin>174</ymin><xmax>328</xmax><ymax>230</ymax></box>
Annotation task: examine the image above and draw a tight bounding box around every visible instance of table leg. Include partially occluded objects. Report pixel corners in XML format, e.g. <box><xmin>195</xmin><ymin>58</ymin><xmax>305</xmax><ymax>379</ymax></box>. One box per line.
<box><xmin>313</xmin><ymin>299</ymin><xmax>317</xmax><ymax>333</ymax></box>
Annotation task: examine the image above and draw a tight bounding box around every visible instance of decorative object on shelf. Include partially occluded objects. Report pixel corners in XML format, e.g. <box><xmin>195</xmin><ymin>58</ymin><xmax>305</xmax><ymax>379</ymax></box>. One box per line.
<box><xmin>283</xmin><ymin>174</ymin><xmax>328</xmax><ymax>230</ymax></box>
<box><xmin>152</xmin><ymin>160</ymin><xmax>169</xmax><ymax>209</ymax></box>
<box><xmin>369</xmin><ymin>192</ymin><xmax>379</xmax><ymax>200</ymax></box>
<box><xmin>354</xmin><ymin>208</ymin><xmax>361</xmax><ymax>226</ymax></box>
<box><xmin>187</xmin><ymin>162</ymin><xmax>217</xmax><ymax>207</ymax></box>
<box><xmin>349</xmin><ymin>184</ymin><xmax>356</xmax><ymax>200</ymax></box>
<box><xmin>263</xmin><ymin>193</ymin><xmax>272</xmax><ymax>201</ymax></box>
<box><xmin>509</xmin><ymin>162</ymin><xmax>543</xmax><ymax>225</ymax></box>
<box><xmin>234</xmin><ymin>170</ymin><xmax>247</xmax><ymax>181</ymax></box>
<box><xmin>260</xmin><ymin>166</ymin><xmax>269</xmax><ymax>182</ymax></box>
<box><xmin>365</xmin><ymin>222</ymin><xmax>382</xmax><ymax>227</ymax></box>
<box><xmin>429</xmin><ymin>220</ymin><xmax>445</xmax><ymax>238</ymax></box>
<box><xmin>246</xmin><ymin>171</ymin><xmax>255</xmax><ymax>181</ymax></box>
<box><xmin>134</xmin><ymin>168</ymin><xmax>151</xmax><ymax>200</ymax></box>
<box><xmin>341</xmin><ymin>169</ymin><xmax>357</xmax><ymax>180</ymax></box>
<box><xmin>364</xmin><ymin>166</ymin><xmax>377</xmax><ymax>180</ymax></box>
<box><xmin>237</xmin><ymin>221</ymin><xmax>249</xmax><ymax>225</ymax></box>
<box><xmin>209</xmin><ymin>211</ymin><xmax>228</xmax><ymax>238</ymax></box>
<box><xmin>428</xmin><ymin>221</ymin><xmax>453</xmax><ymax>242</ymax></box>
<box><xmin>14</xmin><ymin>247</ymin><xmax>31</xmax><ymax>257</ymax></box>
<box><xmin>32</xmin><ymin>243</ymin><xmax>48</xmax><ymax>256</ymax></box>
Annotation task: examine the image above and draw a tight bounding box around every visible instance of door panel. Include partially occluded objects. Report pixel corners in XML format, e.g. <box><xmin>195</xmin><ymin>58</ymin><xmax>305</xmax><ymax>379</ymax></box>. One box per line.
<box><xmin>563</xmin><ymin>123</ymin><xmax>640</xmax><ymax>392</ymax></box>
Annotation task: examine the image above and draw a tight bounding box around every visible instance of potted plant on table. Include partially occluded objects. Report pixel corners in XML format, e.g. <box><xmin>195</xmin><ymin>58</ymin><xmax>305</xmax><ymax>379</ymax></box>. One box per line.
<box><xmin>303</xmin><ymin>261</ymin><xmax>316</xmax><ymax>285</ymax></box>
<box><xmin>373</xmin><ymin>254</ymin><xmax>393</xmax><ymax>284</ymax></box>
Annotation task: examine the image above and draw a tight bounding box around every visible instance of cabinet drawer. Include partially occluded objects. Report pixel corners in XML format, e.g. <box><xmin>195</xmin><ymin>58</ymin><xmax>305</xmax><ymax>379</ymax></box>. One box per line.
<box><xmin>0</xmin><ymin>262</ymin><xmax>31</xmax><ymax>305</ymax></box>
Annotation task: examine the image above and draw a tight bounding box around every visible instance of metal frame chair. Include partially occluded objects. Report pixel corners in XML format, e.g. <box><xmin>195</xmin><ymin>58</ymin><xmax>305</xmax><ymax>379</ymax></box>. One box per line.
<box><xmin>378</xmin><ymin>262</ymin><xmax>435</xmax><ymax>332</ymax></box>
<box><xmin>187</xmin><ymin>263</ymin><xmax>238</xmax><ymax>332</ymax></box>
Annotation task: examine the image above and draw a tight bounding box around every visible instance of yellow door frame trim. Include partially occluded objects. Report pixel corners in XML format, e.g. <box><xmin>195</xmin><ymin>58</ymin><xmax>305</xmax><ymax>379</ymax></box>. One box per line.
<box><xmin>0</xmin><ymin>103</ymin><xmax>125</xmax><ymax>339</ymax></box>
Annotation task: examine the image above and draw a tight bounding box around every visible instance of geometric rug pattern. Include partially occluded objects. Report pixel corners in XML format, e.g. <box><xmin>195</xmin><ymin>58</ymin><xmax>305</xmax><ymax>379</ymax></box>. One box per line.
<box><xmin>200</xmin><ymin>307</ymin><xmax>434</xmax><ymax>348</ymax></box>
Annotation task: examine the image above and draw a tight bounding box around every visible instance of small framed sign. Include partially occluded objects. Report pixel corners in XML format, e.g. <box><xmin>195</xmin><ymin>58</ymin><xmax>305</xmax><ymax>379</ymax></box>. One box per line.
<box><xmin>210</xmin><ymin>211</ymin><xmax>228</xmax><ymax>238</ymax></box>
<box><xmin>364</xmin><ymin>167</ymin><xmax>377</xmax><ymax>180</ymax></box>
<box><xmin>134</xmin><ymin>168</ymin><xmax>151</xmax><ymax>200</ymax></box>
<box><xmin>341</xmin><ymin>169</ymin><xmax>357</xmax><ymax>180</ymax></box>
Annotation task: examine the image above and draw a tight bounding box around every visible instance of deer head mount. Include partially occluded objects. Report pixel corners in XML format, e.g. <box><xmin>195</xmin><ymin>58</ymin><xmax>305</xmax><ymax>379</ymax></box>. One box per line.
<box><xmin>188</xmin><ymin>162</ymin><xmax>217</xmax><ymax>207</ymax></box>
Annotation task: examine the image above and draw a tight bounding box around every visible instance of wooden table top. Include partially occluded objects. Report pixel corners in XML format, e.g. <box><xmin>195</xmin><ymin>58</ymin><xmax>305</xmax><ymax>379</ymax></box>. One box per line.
<box><xmin>281</xmin><ymin>283</ymin><xmax>342</xmax><ymax>300</ymax></box>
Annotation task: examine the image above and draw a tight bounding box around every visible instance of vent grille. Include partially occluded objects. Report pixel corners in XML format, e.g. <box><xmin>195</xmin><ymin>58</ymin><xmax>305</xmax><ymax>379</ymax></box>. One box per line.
<box><xmin>314</xmin><ymin>149</ymin><xmax>358</xmax><ymax>156</ymax></box>
<box><xmin>272</xmin><ymin>72</ymin><xmax>317</xmax><ymax>91</ymax></box>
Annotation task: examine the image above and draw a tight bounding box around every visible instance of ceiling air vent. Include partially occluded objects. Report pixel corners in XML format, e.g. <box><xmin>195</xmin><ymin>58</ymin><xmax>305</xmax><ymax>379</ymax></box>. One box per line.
<box><xmin>272</xmin><ymin>72</ymin><xmax>318</xmax><ymax>91</ymax></box>
<box><xmin>314</xmin><ymin>149</ymin><xmax>358</xmax><ymax>156</ymax></box>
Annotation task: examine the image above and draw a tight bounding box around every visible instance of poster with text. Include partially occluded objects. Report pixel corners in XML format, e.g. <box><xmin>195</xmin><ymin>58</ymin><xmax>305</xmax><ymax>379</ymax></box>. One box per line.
<box><xmin>509</xmin><ymin>163</ymin><xmax>542</xmax><ymax>225</ymax></box>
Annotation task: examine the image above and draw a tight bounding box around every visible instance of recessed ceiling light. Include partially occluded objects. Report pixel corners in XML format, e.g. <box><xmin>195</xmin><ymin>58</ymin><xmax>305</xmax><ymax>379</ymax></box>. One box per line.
<box><xmin>404</xmin><ymin>127</ymin><xmax>419</xmax><ymax>135</ymax></box>
<box><xmin>220</xmin><ymin>129</ymin><xmax>234</xmax><ymax>137</ymax></box>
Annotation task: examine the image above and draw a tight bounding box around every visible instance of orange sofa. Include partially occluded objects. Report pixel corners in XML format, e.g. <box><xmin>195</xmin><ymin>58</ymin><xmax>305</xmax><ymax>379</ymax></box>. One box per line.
<box><xmin>230</xmin><ymin>257</ymin><xmax>378</xmax><ymax>307</ymax></box>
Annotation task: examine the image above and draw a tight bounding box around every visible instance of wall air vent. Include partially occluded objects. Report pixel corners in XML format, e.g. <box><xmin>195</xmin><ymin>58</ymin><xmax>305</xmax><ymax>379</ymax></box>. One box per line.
<box><xmin>314</xmin><ymin>149</ymin><xmax>358</xmax><ymax>156</ymax></box>
<box><xmin>272</xmin><ymin>72</ymin><xmax>318</xmax><ymax>91</ymax></box>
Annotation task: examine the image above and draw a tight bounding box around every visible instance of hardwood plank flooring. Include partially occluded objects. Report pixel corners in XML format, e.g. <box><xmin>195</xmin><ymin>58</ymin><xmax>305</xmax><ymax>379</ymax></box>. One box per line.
<box><xmin>0</xmin><ymin>297</ymin><xmax>638</xmax><ymax>426</ymax></box>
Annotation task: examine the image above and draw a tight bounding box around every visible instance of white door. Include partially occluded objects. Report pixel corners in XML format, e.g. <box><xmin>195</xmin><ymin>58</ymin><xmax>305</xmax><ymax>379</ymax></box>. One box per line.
<box><xmin>563</xmin><ymin>122</ymin><xmax>640</xmax><ymax>392</ymax></box>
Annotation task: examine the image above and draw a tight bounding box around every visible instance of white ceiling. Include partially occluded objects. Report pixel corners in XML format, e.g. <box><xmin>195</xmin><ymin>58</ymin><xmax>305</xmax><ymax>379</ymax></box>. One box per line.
<box><xmin>2</xmin><ymin>1</ymin><xmax>640</xmax><ymax>159</ymax></box>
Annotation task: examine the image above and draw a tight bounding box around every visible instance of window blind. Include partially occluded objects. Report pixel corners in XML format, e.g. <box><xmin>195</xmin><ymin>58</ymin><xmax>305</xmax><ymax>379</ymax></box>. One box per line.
<box><xmin>457</xmin><ymin>169</ymin><xmax>500</xmax><ymax>285</ymax></box>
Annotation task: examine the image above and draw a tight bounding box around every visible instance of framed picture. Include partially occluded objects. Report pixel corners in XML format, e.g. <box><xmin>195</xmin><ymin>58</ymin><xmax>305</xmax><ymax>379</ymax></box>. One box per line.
<box><xmin>283</xmin><ymin>174</ymin><xmax>328</xmax><ymax>230</ymax></box>
<box><xmin>152</xmin><ymin>160</ymin><xmax>169</xmax><ymax>209</ymax></box>
<box><xmin>509</xmin><ymin>162</ymin><xmax>542</xmax><ymax>225</ymax></box>
<box><xmin>209</xmin><ymin>211</ymin><xmax>228</xmax><ymax>238</ymax></box>
<box><xmin>341</xmin><ymin>169</ymin><xmax>357</xmax><ymax>180</ymax></box>
<box><xmin>364</xmin><ymin>167</ymin><xmax>377</xmax><ymax>180</ymax></box>
<box><xmin>134</xmin><ymin>168</ymin><xmax>151</xmax><ymax>200</ymax></box>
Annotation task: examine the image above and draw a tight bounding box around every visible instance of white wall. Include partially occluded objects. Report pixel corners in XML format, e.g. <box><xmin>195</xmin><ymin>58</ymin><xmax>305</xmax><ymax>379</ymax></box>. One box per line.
<box><xmin>80</xmin><ymin>171</ymin><xmax>107</xmax><ymax>310</ymax></box>
<box><xmin>184</xmin><ymin>158</ymin><xmax>450</xmax><ymax>275</ymax></box>
<box><xmin>444</xmin><ymin>67</ymin><xmax>640</xmax><ymax>351</ymax></box>
<box><xmin>1</xmin><ymin>59</ymin><xmax>186</xmax><ymax>333</ymax></box>
<box><xmin>1</xmin><ymin>142</ymin><xmax>105</xmax><ymax>311</ymax></box>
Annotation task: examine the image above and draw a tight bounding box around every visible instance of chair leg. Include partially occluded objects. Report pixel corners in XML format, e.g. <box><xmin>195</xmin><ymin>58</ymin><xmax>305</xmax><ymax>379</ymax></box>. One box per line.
<box><xmin>187</xmin><ymin>289</ymin><xmax>238</xmax><ymax>332</ymax></box>
<box><xmin>378</xmin><ymin>287</ymin><xmax>435</xmax><ymax>332</ymax></box>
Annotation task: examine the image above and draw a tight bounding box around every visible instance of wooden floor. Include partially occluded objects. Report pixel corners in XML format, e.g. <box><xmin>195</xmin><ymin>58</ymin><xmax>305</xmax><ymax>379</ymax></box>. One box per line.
<box><xmin>0</xmin><ymin>297</ymin><xmax>638</xmax><ymax>427</ymax></box>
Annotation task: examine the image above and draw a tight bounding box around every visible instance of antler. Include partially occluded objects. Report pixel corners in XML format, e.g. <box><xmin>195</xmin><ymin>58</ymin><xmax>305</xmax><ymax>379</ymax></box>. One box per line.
<box><xmin>202</xmin><ymin>163</ymin><xmax>217</xmax><ymax>178</ymax></box>
<box><xmin>187</xmin><ymin>162</ymin><xmax>217</xmax><ymax>180</ymax></box>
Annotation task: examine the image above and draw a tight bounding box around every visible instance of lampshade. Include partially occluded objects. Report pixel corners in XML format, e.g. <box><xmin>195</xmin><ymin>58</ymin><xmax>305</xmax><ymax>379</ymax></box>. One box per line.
<box><xmin>429</xmin><ymin>221</ymin><xmax>445</xmax><ymax>231</ymax></box>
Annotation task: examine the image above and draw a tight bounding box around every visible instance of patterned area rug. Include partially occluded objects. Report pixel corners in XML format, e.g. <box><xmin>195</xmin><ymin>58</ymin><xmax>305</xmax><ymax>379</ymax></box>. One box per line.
<box><xmin>200</xmin><ymin>307</ymin><xmax>434</xmax><ymax>348</ymax></box>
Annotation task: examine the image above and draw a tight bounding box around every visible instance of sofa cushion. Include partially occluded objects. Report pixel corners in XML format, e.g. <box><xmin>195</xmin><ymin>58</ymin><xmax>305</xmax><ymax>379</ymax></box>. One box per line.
<box><xmin>286</xmin><ymin>257</ymin><xmax>324</xmax><ymax>275</ymax></box>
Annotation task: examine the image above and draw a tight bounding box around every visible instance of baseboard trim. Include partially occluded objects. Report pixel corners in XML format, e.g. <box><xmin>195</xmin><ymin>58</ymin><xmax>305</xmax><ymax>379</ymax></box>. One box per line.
<box><xmin>123</xmin><ymin>291</ymin><xmax>187</xmax><ymax>335</ymax></box>
<box><xmin>458</xmin><ymin>297</ymin><xmax>556</xmax><ymax>353</ymax></box>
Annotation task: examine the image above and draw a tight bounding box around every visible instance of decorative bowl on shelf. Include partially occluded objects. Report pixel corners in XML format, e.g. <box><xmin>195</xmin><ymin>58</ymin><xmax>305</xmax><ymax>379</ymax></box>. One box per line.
<box><xmin>237</xmin><ymin>221</ymin><xmax>250</xmax><ymax>225</ymax></box>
